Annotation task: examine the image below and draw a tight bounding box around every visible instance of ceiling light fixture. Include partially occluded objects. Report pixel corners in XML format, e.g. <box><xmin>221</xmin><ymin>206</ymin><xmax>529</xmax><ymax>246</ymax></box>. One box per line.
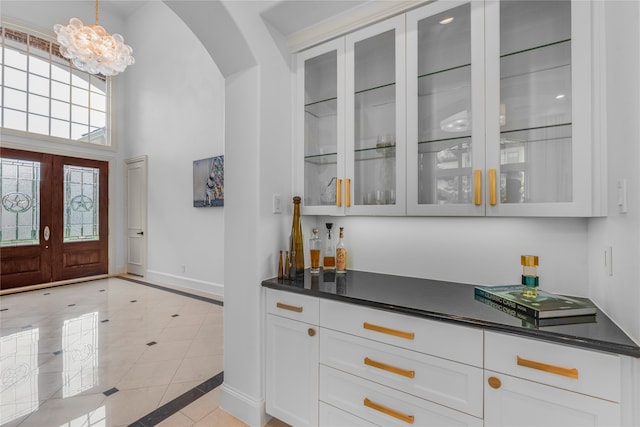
<box><xmin>54</xmin><ymin>0</ymin><xmax>134</xmax><ymax>76</ymax></box>
<box><xmin>439</xmin><ymin>16</ymin><xmax>455</xmax><ymax>25</ymax></box>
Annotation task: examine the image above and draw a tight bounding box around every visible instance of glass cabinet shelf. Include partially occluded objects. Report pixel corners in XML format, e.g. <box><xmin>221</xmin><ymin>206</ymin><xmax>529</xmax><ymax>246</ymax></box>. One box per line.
<box><xmin>500</xmin><ymin>40</ymin><xmax>571</xmax><ymax>134</ymax></box>
<box><xmin>305</xmin><ymin>97</ymin><xmax>337</xmax><ymax>118</ymax></box>
<box><xmin>304</xmin><ymin>152</ymin><xmax>337</xmax><ymax>166</ymax></box>
<box><xmin>418</xmin><ymin>135</ymin><xmax>472</xmax><ymax>148</ymax></box>
<box><xmin>418</xmin><ymin>63</ymin><xmax>471</xmax><ymax>81</ymax></box>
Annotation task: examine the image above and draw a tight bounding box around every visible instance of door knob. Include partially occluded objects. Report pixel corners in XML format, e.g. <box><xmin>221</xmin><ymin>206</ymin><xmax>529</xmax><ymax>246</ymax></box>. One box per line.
<box><xmin>44</xmin><ymin>226</ymin><xmax>50</xmax><ymax>241</ymax></box>
<box><xmin>137</xmin><ymin>231</ymin><xmax>144</xmax><ymax>235</ymax></box>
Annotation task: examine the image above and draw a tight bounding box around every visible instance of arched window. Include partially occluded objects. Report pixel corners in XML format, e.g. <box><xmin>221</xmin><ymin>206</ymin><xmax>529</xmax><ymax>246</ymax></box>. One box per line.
<box><xmin>1</xmin><ymin>23</ymin><xmax>111</xmax><ymax>146</ymax></box>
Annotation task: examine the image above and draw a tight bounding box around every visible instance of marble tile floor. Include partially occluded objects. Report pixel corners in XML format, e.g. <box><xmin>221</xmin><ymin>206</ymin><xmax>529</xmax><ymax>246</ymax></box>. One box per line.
<box><xmin>0</xmin><ymin>276</ymin><xmax>236</xmax><ymax>427</ymax></box>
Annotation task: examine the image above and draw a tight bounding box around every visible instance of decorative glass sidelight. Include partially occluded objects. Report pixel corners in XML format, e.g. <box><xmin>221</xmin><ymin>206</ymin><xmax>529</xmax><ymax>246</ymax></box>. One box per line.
<box><xmin>63</xmin><ymin>164</ymin><xmax>99</xmax><ymax>242</ymax></box>
<box><xmin>0</xmin><ymin>157</ymin><xmax>40</xmax><ymax>246</ymax></box>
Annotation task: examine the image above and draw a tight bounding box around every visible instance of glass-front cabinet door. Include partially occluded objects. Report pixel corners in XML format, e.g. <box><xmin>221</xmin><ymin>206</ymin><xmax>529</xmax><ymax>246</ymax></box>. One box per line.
<box><xmin>295</xmin><ymin>17</ymin><xmax>404</xmax><ymax>216</ymax></box>
<box><xmin>295</xmin><ymin>39</ymin><xmax>345</xmax><ymax>216</ymax></box>
<box><xmin>345</xmin><ymin>15</ymin><xmax>405</xmax><ymax>215</ymax></box>
<box><xmin>485</xmin><ymin>0</ymin><xmax>593</xmax><ymax>216</ymax></box>
<box><xmin>407</xmin><ymin>1</ymin><xmax>486</xmax><ymax>216</ymax></box>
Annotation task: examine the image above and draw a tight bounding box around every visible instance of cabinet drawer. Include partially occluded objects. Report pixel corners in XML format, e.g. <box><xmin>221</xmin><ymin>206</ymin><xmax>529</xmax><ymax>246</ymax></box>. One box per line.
<box><xmin>267</xmin><ymin>288</ymin><xmax>319</xmax><ymax>325</ymax></box>
<box><xmin>320</xmin><ymin>402</ymin><xmax>380</xmax><ymax>427</ymax></box>
<box><xmin>320</xmin><ymin>328</ymin><xmax>483</xmax><ymax>417</ymax></box>
<box><xmin>320</xmin><ymin>299</ymin><xmax>483</xmax><ymax>367</ymax></box>
<box><xmin>485</xmin><ymin>331</ymin><xmax>621</xmax><ymax>402</ymax></box>
<box><xmin>320</xmin><ymin>365</ymin><xmax>483</xmax><ymax>427</ymax></box>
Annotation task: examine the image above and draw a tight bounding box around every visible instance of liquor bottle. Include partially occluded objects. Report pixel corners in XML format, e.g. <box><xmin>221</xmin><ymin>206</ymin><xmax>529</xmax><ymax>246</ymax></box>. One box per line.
<box><xmin>284</xmin><ymin>251</ymin><xmax>290</xmax><ymax>279</ymax></box>
<box><xmin>336</xmin><ymin>227</ymin><xmax>347</xmax><ymax>274</ymax></box>
<box><xmin>289</xmin><ymin>196</ymin><xmax>305</xmax><ymax>280</ymax></box>
<box><xmin>521</xmin><ymin>255</ymin><xmax>539</xmax><ymax>298</ymax></box>
<box><xmin>323</xmin><ymin>223</ymin><xmax>335</xmax><ymax>270</ymax></box>
<box><xmin>309</xmin><ymin>228</ymin><xmax>321</xmax><ymax>274</ymax></box>
<box><xmin>277</xmin><ymin>250</ymin><xmax>284</xmax><ymax>280</ymax></box>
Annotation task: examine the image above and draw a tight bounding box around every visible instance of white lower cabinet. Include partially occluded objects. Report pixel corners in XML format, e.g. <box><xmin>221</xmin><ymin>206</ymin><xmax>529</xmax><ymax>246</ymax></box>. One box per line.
<box><xmin>266</xmin><ymin>290</ymin><xmax>319</xmax><ymax>427</ymax></box>
<box><xmin>265</xmin><ymin>292</ymin><xmax>634</xmax><ymax>427</ymax></box>
<box><xmin>484</xmin><ymin>370</ymin><xmax>620</xmax><ymax>427</ymax></box>
<box><xmin>320</xmin><ymin>328</ymin><xmax>483</xmax><ymax>417</ymax></box>
<box><xmin>320</xmin><ymin>402</ymin><xmax>380</xmax><ymax>427</ymax></box>
<box><xmin>484</xmin><ymin>331</ymin><xmax>621</xmax><ymax>427</ymax></box>
<box><xmin>320</xmin><ymin>366</ymin><xmax>483</xmax><ymax>427</ymax></box>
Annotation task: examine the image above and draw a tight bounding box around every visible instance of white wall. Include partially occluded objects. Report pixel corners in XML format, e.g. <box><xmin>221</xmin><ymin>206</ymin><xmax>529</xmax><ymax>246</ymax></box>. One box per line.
<box><xmin>588</xmin><ymin>0</ymin><xmax>640</xmax><ymax>344</ymax></box>
<box><xmin>218</xmin><ymin>2</ymin><xmax>293</xmax><ymax>426</ymax></box>
<box><xmin>122</xmin><ymin>2</ymin><xmax>226</xmax><ymax>295</ymax></box>
<box><xmin>312</xmin><ymin>216</ymin><xmax>588</xmax><ymax>294</ymax></box>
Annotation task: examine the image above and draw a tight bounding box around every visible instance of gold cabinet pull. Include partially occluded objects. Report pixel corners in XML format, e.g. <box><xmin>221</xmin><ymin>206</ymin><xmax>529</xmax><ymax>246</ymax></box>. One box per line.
<box><xmin>517</xmin><ymin>356</ymin><xmax>579</xmax><ymax>379</ymax></box>
<box><xmin>308</xmin><ymin>328</ymin><xmax>316</xmax><ymax>337</ymax></box>
<box><xmin>336</xmin><ymin>178</ymin><xmax>342</xmax><ymax>207</ymax></box>
<box><xmin>345</xmin><ymin>178</ymin><xmax>351</xmax><ymax>207</ymax></box>
<box><xmin>489</xmin><ymin>169</ymin><xmax>497</xmax><ymax>205</ymax></box>
<box><xmin>488</xmin><ymin>376</ymin><xmax>502</xmax><ymax>389</ymax></box>
<box><xmin>364</xmin><ymin>398</ymin><xmax>414</xmax><ymax>424</ymax></box>
<box><xmin>364</xmin><ymin>357</ymin><xmax>415</xmax><ymax>379</ymax></box>
<box><xmin>276</xmin><ymin>302</ymin><xmax>303</xmax><ymax>313</ymax></box>
<box><xmin>474</xmin><ymin>169</ymin><xmax>482</xmax><ymax>206</ymax></box>
<box><xmin>363</xmin><ymin>322</ymin><xmax>414</xmax><ymax>340</ymax></box>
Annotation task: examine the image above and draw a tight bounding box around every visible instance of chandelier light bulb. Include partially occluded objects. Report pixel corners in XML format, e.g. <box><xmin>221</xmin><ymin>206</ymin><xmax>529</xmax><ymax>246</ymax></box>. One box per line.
<box><xmin>54</xmin><ymin>14</ymin><xmax>134</xmax><ymax>76</ymax></box>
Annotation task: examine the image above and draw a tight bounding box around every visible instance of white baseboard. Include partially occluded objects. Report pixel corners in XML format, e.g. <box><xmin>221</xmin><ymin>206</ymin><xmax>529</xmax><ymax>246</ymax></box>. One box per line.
<box><xmin>145</xmin><ymin>270</ymin><xmax>224</xmax><ymax>299</ymax></box>
<box><xmin>221</xmin><ymin>383</ymin><xmax>266</xmax><ymax>427</ymax></box>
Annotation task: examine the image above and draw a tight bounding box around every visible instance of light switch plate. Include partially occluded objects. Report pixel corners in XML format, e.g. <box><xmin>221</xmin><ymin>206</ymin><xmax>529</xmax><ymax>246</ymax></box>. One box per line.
<box><xmin>272</xmin><ymin>194</ymin><xmax>281</xmax><ymax>214</ymax></box>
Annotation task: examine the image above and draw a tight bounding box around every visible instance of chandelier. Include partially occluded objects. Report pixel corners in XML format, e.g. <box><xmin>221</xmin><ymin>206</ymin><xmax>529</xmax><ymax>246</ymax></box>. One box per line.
<box><xmin>54</xmin><ymin>0</ymin><xmax>134</xmax><ymax>76</ymax></box>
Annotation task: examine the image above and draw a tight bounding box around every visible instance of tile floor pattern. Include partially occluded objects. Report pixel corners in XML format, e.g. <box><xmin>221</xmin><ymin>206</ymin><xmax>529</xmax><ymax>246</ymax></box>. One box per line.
<box><xmin>0</xmin><ymin>276</ymin><xmax>232</xmax><ymax>427</ymax></box>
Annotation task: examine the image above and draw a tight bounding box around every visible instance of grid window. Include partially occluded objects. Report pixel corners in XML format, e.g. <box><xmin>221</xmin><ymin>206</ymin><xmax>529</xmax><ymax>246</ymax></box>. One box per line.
<box><xmin>1</xmin><ymin>24</ymin><xmax>111</xmax><ymax>146</ymax></box>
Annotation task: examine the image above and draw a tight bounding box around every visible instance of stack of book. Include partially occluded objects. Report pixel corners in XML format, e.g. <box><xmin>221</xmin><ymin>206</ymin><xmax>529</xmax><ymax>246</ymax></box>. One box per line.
<box><xmin>474</xmin><ymin>285</ymin><xmax>597</xmax><ymax>327</ymax></box>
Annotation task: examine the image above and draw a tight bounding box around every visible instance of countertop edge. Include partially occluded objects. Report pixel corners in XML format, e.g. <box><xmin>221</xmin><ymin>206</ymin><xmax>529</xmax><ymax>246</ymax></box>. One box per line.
<box><xmin>262</xmin><ymin>280</ymin><xmax>640</xmax><ymax>358</ymax></box>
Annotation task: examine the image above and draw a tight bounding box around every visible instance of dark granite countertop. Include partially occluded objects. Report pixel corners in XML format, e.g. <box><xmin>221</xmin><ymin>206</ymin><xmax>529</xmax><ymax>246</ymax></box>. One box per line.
<box><xmin>262</xmin><ymin>269</ymin><xmax>640</xmax><ymax>358</ymax></box>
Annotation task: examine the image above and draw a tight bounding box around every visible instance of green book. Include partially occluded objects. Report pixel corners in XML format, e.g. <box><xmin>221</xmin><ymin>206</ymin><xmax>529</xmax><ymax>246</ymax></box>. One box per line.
<box><xmin>474</xmin><ymin>285</ymin><xmax>597</xmax><ymax>319</ymax></box>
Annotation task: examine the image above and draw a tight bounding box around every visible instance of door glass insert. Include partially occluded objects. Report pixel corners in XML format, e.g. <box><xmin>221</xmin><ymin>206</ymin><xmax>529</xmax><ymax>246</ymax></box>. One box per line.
<box><xmin>304</xmin><ymin>50</ymin><xmax>338</xmax><ymax>207</ymax></box>
<box><xmin>354</xmin><ymin>29</ymin><xmax>396</xmax><ymax>206</ymax></box>
<box><xmin>1</xmin><ymin>157</ymin><xmax>40</xmax><ymax>246</ymax></box>
<box><xmin>63</xmin><ymin>165</ymin><xmax>99</xmax><ymax>242</ymax></box>
<box><xmin>499</xmin><ymin>0</ymin><xmax>572</xmax><ymax>203</ymax></box>
<box><xmin>416</xmin><ymin>3</ymin><xmax>472</xmax><ymax>205</ymax></box>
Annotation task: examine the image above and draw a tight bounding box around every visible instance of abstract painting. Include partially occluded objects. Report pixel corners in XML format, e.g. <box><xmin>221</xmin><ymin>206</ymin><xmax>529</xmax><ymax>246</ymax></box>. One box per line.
<box><xmin>193</xmin><ymin>155</ymin><xmax>224</xmax><ymax>207</ymax></box>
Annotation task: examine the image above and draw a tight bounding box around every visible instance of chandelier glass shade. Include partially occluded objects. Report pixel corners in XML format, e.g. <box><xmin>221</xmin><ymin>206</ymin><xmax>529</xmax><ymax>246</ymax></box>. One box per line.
<box><xmin>54</xmin><ymin>0</ymin><xmax>134</xmax><ymax>76</ymax></box>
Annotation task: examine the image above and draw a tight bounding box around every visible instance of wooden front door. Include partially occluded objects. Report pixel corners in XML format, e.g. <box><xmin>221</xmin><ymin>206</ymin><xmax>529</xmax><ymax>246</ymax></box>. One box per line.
<box><xmin>1</xmin><ymin>148</ymin><xmax>108</xmax><ymax>290</ymax></box>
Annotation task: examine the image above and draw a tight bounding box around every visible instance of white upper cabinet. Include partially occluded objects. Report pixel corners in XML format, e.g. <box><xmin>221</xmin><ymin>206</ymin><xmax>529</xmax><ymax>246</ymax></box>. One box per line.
<box><xmin>298</xmin><ymin>0</ymin><xmax>599</xmax><ymax>217</ymax></box>
<box><xmin>296</xmin><ymin>39</ymin><xmax>346</xmax><ymax>216</ymax></box>
<box><xmin>406</xmin><ymin>0</ymin><xmax>486</xmax><ymax>216</ymax></box>
<box><xmin>295</xmin><ymin>17</ymin><xmax>406</xmax><ymax>216</ymax></box>
<box><xmin>484</xmin><ymin>0</ymin><xmax>595</xmax><ymax>216</ymax></box>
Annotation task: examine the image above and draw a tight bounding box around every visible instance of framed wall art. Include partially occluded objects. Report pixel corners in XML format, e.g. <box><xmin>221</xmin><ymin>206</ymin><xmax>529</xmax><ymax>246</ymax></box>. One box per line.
<box><xmin>193</xmin><ymin>155</ymin><xmax>224</xmax><ymax>207</ymax></box>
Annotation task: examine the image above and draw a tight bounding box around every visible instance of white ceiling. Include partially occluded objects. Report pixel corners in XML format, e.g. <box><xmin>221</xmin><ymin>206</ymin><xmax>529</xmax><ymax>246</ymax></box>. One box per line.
<box><xmin>98</xmin><ymin>0</ymin><xmax>149</xmax><ymax>19</ymax></box>
<box><xmin>100</xmin><ymin>0</ymin><xmax>370</xmax><ymax>35</ymax></box>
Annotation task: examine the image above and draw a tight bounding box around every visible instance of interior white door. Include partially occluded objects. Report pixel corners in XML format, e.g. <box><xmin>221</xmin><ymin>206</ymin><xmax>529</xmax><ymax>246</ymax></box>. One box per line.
<box><xmin>126</xmin><ymin>156</ymin><xmax>147</xmax><ymax>276</ymax></box>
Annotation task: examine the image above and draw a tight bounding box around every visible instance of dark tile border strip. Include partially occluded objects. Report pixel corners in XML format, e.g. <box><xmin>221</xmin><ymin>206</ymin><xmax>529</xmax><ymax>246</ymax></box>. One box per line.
<box><xmin>117</xmin><ymin>275</ymin><xmax>223</xmax><ymax>306</ymax></box>
<box><xmin>128</xmin><ymin>372</ymin><xmax>224</xmax><ymax>427</ymax></box>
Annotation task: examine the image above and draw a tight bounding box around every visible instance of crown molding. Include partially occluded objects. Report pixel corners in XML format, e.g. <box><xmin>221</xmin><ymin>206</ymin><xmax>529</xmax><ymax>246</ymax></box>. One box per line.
<box><xmin>287</xmin><ymin>0</ymin><xmax>432</xmax><ymax>52</ymax></box>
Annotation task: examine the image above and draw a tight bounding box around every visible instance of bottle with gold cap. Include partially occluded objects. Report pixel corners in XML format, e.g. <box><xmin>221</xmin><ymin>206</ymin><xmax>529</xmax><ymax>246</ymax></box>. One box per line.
<box><xmin>521</xmin><ymin>255</ymin><xmax>539</xmax><ymax>298</ymax></box>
